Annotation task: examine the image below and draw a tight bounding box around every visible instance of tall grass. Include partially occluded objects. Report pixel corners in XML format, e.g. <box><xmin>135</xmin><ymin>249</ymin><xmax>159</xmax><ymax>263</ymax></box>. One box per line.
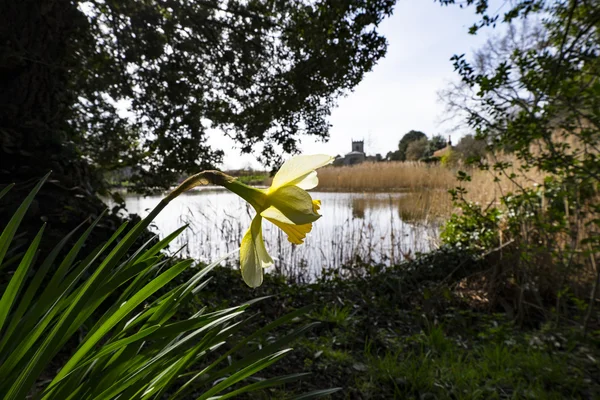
<box><xmin>317</xmin><ymin>162</ymin><xmax>457</xmax><ymax>192</ymax></box>
<box><xmin>315</xmin><ymin>159</ymin><xmax>544</xmax><ymax>218</ymax></box>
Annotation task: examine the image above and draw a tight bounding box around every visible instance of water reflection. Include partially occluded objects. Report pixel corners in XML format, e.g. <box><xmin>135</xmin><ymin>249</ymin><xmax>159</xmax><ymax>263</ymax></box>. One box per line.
<box><xmin>351</xmin><ymin>198</ymin><xmax>365</xmax><ymax>219</ymax></box>
<box><xmin>119</xmin><ymin>189</ymin><xmax>441</xmax><ymax>280</ymax></box>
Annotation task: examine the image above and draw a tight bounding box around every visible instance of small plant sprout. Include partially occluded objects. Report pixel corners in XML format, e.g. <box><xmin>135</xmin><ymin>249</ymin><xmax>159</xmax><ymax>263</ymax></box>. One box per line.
<box><xmin>168</xmin><ymin>154</ymin><xmax>334</xmax><ymax>287</ymax></box>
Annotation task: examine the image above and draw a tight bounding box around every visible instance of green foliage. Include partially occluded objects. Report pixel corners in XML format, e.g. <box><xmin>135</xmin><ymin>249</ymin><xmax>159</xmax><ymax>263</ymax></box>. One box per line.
<box><xmin>385</xmin><ymin>150</ymin><xmax>402</xmax><ymax>161</ymax></box>
<box><xmin>442</xmin><ymin>171</ymin><xmax>600</xmax><ymax>322</ymax></box>
<box><xmin>396</xmin><ymin>130</ymin><xmax>427</xmax><ymax>161</ymax></box>
<box><xmin>387</xmin><ymin>134</ymin><xmax>447</xmax><ymax>162</ymax></box>
<box><xmin>454</xmin><ymin>134</ymin><xmax>487</xmax><ymax>163</ymax></box>
<box><xmin>435</xmin><ymin>135</ymin><xmax>487</xmax><ymax>167</ymax></box>
<box><xmin>425</xmin><ymin>134</ymin><xmax>448</xmax><ymax>157</ymax></box>
<box><xmin>0</xmin><ymin>177</ymin><xmax>337</xmax><ymax>399</ymax></box>
<box><xmin>439</xmin><ymin>0</ymin><xmax>600</xmax><ymax>325</ymax></box>
<box><xmin>311</xmin><ymin>305</ymin><xmax>354</xmax><ymax>327</ymax></box>
<box><xmin>441</xmin><ymin>207</ymin><xmax>501</xmax><ymax>251</ymax></box>
<box><xmin>442</xmin><ymin>180</ymin><xmax>502</xmax><ymax>251</ymax></box>
<box><xmin>234</xmin><ymin>174</ymin><xmax>269</xmax><ymax>186</ymax></box>
<box><xmin>198</xmin><ymin>252</ymin><xmax>600</xmax><ymax>399</ymax></box>
<box><xmin>405</xmin><ymin>137</ymin><xmax>428</xmax><ymax>161</ymax></box>
<box><xmin>363</xmin><ymin>327</ymin><xmax>592</xmax><ymax>400</ymax></box>
<box><xmin>435</xmin><ymin>0</ymin><xmax>544</xmax><ymax>35</ymax></box>
<box><xmin>2</xmin><ymin>0</ymin><xmax>395</xmax><ymax>191</ymax></box>
<box><xmin>446</xmin><ymin>4</ymin><xmax>600</xmax><ymax>197</ymax></box>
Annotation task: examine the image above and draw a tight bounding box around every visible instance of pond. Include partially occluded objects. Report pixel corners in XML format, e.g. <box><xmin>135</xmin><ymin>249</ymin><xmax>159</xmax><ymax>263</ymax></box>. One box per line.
<box><xmin>119</xmin><ymin>188</ymin><xmax>441</xmax><ymax>281</ymax></box>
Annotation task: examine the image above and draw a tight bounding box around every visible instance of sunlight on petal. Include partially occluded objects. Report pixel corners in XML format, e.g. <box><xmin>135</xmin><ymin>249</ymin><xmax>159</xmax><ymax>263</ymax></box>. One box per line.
<box><xmin>265</xmin><ymin>218</ymin><xmax>313</xmax><ymax>245</ymax></box>
<box><xmin>289</xmin><ymin>170</ymin><xmax>319</xmax><ymax>190</ymax></box>
<box><xmin>264</xmin><ymin>186</ymin><xmax>321</xmax><ymax>225</ymax></box>
<box><xmin>240</xmin><ymin>228</ymin><xmax>261</xmax><ymax>288</ymax></box>
<box><xmin>312</xmin><ymin>199</ymin><xmax>321</xmax><ymax>214</ymax></box>
<box><xmin>239</xmin><ymin>216</ymin><xmax>272</xmax><ymax>287</ymax></box>
<box><xmin>270</xmin><ymin>155</ymin><xmax>334</xmax><ymax>192</ymax></box>
<box><xmin>255</xmin><ymin>235</ymin><xmax>273</xmax><ymax>270</ymax></box>
<box><xmin>261</xmin><ymin>206</ymin><xmax>295</xmax><ymax>225</ymax></box>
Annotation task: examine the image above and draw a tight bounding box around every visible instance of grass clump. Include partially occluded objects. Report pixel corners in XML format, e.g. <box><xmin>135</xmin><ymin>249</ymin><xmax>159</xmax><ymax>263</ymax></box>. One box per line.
<box><xmin>363</xmin><ymin>328</ymin><xmax>591</xmax><ymax>399</ymax></box>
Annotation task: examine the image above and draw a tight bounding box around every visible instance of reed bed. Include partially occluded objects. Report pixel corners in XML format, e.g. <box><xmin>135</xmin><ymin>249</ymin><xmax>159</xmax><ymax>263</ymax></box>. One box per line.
<box><xmin>135</xmin><ymin>157</ymin><xmax>552</xmax><ymax>281</ymax></box>
<box><xmin>246</xmin><ymin>157</ymin><xmax>547</xmax><ymax>223</ymax></box>
<box><xmin>317</xmin><ymin>162</ymin><xmax>457</xmax><ymax>192</ymax></box>
<box><xmin>314</xmin><ymin>159</ymin><xmax>546</xmax><ymax>219</ymax></box>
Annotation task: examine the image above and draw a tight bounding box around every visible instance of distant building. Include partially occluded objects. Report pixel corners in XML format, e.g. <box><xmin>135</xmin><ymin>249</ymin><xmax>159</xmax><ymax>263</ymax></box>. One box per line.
<box><xmin>433</xmin><ymin>135</ymin><xmax>453</xmax><ymax>158</ymax></box>
<box><xmin>334</xmin><ymin>140</ymin><xmax>367</xmax><ymax>166</ymax></box>
<box><xmin>351</xmin><ymin>140</ymin><xmax>364</xmax><ymax>153</ymax></box>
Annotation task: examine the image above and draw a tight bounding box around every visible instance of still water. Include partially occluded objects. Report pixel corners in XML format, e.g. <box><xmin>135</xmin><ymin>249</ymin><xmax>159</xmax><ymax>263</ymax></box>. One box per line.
<box><xmin>121</xmin><ymin>188</ymin><xmax>440</xmax><ymax>280</ymax></box>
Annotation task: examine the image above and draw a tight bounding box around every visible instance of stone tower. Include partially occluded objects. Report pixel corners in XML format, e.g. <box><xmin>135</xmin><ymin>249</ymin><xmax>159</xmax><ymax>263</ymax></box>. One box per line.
<box><xmin>351</xmin><ymin>140</ymin><xmax>364</xmax><ymax>153</ymax></box>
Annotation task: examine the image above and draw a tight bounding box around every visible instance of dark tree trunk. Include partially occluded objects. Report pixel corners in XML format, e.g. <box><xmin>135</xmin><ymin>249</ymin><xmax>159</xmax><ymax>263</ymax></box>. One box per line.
<box><xmin>0</xmin><ymin>0</ymin><xmax>117</xmax><ymax>254</ymax></box>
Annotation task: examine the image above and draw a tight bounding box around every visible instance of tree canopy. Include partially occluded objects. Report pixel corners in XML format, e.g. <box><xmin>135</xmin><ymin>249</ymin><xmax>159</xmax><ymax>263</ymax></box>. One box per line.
<box><xmin>0</xmin><ymin>0</ymin><xmax>395</xmax><ymax>250</ymax></box>
<box><xmin>405</xmin><ymin>137</ymin><xmax>428</xmax><ymax>161</ymax></box>
<box><xmin>454</xmin><ymin>134</ymin><xmax>486</xmax><ymax>162</ymax></box>
<box><xmin>1</xmin><ymin>0</ymin><xmax>395</xmax><ymax>192</ymax></box>
<box><xmin>438</xmin><ymin>0</ymin><xmax>600</xmax><ymax>326</ymax></box>
<box><xmin>397</xmin><ymin>130</ymin><xmax>426</xmax><ymax>161</ymax></box>
<box><xmin>442</xmin><ymin>0</ymin><xmax>600</xmax><ymax>180</ymax></box>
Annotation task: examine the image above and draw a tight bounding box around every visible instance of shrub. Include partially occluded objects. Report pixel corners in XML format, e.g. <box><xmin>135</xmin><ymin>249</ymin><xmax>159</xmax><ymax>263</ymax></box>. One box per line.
<box><xmin>439</xmin><ymin>2</ymin><xmax>600</xmax><ymax>328</ymax></box>
<box><xmin>454</xmin><ymin>134</ymin><xmax>487</xmax><ymax>162</ymax></box>
<box><xmin>441</xmin><ymin>170</ymin><xmax>599</xmax><ymax>325</ymax></box>
<box><xmin>405</xmin><ymin>137</ymin><xmax>428</xmax><ymax>161</ymax></box>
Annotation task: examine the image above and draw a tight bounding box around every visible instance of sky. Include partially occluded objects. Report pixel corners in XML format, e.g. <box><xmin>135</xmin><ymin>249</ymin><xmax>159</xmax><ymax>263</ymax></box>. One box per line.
<box><xmin>212</xmin><ymin>0</ymin><xmax>502</xmax><ymax>169</ymax></box>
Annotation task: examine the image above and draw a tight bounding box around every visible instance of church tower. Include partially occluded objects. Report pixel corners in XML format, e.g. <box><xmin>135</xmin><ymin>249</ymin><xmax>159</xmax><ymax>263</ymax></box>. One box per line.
<box><xmin>352</xmin><ymin>140</ymin><xmax>364</xmax><ymax>153</ymax></box>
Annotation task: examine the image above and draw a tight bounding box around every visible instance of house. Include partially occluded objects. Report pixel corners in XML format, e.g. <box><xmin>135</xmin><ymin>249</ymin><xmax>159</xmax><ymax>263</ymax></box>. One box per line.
<box><xmin>433</xmin><ymin>136</ymin><xmax>453</xmax><ymax>158</ymax></box>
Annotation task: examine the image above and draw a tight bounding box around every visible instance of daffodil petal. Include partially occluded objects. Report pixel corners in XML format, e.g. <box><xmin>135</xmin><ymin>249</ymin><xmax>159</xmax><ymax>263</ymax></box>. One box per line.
<box><xmin>240</xmin><ymin>230</ymin><xmax>261</xmax><ymax>288</ymax></box>
<box><xmin>266</xmin><ymin>217</ymin><xmax>313</xmax><ymax>245</ymax></box>
<box><xmin>240</xmin><ymin>216</ymin><xmax>273</xmax><ymax>288</ymax></box>
<box><xmin>263</xmin><ymin>186</ymin><xmax>321</xmax><ymax>225</ymax></box>
<box><xmin>290</xmin><ymin>170</ymin><xmax>319</xmax><ymax>190</ymax></box>
<box><xmin>261</xmin><ymin>206</ymin><xmax>295</xmax><ymax>225</ymax></box>
<box><xmin>312</xmin><ymin>199</ymin><xmax>321</xmax><ymax>213</ymax></box>
<box><xmin>254</xmin><ymin>229</ymin><xmax>274</xmax><ymax>270</ymax></box>
<box><xmin>270</xmin><ymin>155</ymin><xmax>334</xmax><ymax>191</ymax></box>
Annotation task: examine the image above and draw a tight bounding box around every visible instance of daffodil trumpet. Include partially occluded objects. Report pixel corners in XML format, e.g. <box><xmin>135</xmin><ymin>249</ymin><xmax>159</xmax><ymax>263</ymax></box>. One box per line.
<box><xmin>166</xmin><ymin>154</ymin><xmax>334</xmax><ymax>287</ymax></box>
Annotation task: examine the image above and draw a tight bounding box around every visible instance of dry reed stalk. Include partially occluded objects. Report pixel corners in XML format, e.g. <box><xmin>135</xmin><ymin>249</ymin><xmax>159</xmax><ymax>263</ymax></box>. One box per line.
<box><xmin>316</xmin><ymin>162</ymin><xmax>457</xmax><ymax>192</ymax></box>
<box><xmin>463</xmin><ymin>154</ymin><xmax>546</xmax><ymax>207</ymax></box>
<box><xmin>311</xmin><ymin>158</ymin><xmax>545</xmax><ymax>219</ymax></box>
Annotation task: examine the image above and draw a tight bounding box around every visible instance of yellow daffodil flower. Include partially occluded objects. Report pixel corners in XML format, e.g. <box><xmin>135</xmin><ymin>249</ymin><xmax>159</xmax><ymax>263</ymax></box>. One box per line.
<box><xmin>226</xmin><ymin>154</ymin><xmax>333</xmax><ymax>287</ymax></box>
<box><xmin>166</xmin><ymin>154</ymin><xmax>333</xmax><ymax>288</ymax></box>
